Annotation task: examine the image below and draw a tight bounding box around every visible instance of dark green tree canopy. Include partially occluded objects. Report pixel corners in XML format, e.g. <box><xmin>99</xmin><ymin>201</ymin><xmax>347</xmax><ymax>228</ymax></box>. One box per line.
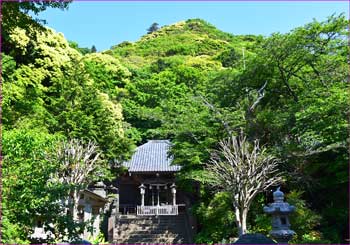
<box><xmin>147</xmin><ymin>22</ymin><xmax>160</xmax><ymax>34</ymax></box>
<box><xmin>1</xmin><ymin>1</ymin><xmax>71</xmax><ymax>54</ymax></box>
<box><xmin>91</xmin><ymin>45</ymin><xmax>97</xmax><ymax>53</ymax></box>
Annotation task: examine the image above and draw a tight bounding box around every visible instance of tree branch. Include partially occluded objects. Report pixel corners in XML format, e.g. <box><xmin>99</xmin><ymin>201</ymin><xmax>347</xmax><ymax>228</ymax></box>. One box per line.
<box><xmin>249</xmin><ymin>81</ymin><xmax>268</xmax><ymax>112</ymax></box>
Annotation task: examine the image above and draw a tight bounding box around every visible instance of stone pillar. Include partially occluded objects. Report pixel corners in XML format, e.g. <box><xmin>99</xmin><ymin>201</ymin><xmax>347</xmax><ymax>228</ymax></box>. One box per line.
<box><xmin>93</xmin><ymin>209</ymin><xmax>100</xmax><ymax>238</ymax></box>
<box><xmin>139</xmin><ymin>184</ymin><xmax>146</xmax><ymax>206</ymax></box>
<box><xmin>171</xmin><ymin>183</ymin><xmax>176</xmax><ymax>206</ymax></box>
<box><xmin>83</xmin><ymin>202</ymin><xmax>92</xmax><ymax>239</ymax></box>
<box><xmin>109</xmin><ymin>186</ymin><xmax>119</xmax><ymax>216</ymax></box>
<box><xmin>84</xmin><ymin>203</ymin><xmax>92</xmax><ymax>222</ymax></box>
<box><xmin>157</xmin><ymin>185</ymin><xmax>160</xmax><ymax>206</ymax></box>
<box><xmin>141</xmin><ymin>194</ymin><xmax>145</xmax><ymax>206</ymax></box>
<box><xmin>151</xmin><ymin>186</ymin><xmax>155</xmax><ymax>206</ymax></box>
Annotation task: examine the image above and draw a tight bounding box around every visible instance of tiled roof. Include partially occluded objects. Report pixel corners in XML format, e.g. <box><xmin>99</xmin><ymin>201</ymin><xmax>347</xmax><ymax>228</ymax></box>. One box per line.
<box><xmin>123</xmin><ymin>140</ymin><xmax>181</xmax><ymax>173</ymax></box>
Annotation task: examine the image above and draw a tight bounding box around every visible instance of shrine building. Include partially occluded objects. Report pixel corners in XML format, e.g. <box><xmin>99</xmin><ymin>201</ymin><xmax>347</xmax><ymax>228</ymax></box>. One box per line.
<box><xmin>116</xmin><ymin>140</ymin><xmax>184</xmax><ymax>216</ymax></box>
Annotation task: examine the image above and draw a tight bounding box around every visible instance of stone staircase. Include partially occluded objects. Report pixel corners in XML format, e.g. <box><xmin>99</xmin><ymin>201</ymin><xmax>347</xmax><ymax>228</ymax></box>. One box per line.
<box><xmin>112</xmin><ymin>213</ymin><xmax>191</xmax><ymax>244</ymax></box>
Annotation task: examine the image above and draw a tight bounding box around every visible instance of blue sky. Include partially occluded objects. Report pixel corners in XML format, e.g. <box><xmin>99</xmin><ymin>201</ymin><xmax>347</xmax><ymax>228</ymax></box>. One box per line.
<box><xmin>37</xmin><ymin>1</ymin><xmax>348</xmax><ymax>51</ymax></box>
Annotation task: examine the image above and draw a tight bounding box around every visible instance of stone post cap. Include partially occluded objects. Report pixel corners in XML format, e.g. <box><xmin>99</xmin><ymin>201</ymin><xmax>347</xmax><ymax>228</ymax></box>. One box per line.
<box><xmin>94</xmin><ymin>181</ymin><xmax>106</xmax><ymax>188</ymax></box>
<box><xmin>273</xmin><ymin>187</ymin><xmax>284</xmax><ymax>202</ymax></box>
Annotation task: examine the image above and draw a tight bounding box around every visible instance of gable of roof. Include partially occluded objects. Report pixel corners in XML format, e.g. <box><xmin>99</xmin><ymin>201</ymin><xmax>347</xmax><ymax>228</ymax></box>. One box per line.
<box><xmin>123</xmin><ymin>140</ymin><xmax>181</xmax><ymax>173</ymax></box>
<box><xmin>81</xmin><ymin>189</ymin><xmax>108</xmax><ymax>203</ymax></box>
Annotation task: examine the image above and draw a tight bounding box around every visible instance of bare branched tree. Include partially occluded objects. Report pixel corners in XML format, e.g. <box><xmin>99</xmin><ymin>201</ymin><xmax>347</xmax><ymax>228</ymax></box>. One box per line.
<box><xmin>206</xmin><ymin>134</ymin><xmax>283</xmax><ymax>236</ymax></box>
<box><xmin>50</xmin><ymin>139</ymin><xmax>104</xmax><ymax>220</ymax></box>
<box><xmin>249</xmin><ymin>81</ymin><xmax>268</xmax><ymax>112</ymax></box>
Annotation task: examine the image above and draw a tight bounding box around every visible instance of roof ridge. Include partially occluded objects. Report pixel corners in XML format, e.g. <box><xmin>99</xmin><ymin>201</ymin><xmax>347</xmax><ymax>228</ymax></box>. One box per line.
<box><xmin>147</xmin><ymin>139</ymin><xmax>170</xmax><ymax>142</ymax></box>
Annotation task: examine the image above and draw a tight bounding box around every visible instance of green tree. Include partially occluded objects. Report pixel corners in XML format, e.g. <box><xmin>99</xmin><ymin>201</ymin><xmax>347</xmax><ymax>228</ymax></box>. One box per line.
<box><xmin>3</xmin><ymin>26</ymin><xmax>134</xmax><ymax>161</ymax></box>
<box><xmin>68</xmin><ymin>41</ymin><xmax>92</xmax><ymax>55</ymax></box>
<box><xmin>44</xmin><ymin>64</ymin><xmax>133</xmax><ymax>161</ymax></box>
<box><xmin>2</xmin><ymin>1</ymin><xmax>71</xmax><ymax>55</ymax></box>
<box><xmin>91</xmin><ymin>45</ymin><xmax>97</xmax><ymax>53</ymax></box>
<box><xmin>147</xmin><ymin>22</ymin><xmax>160</xmax><ymax>34</ymax></box>
<box><xmin>194</xmin><ymin>192</ymin><xmax>236</xmax><ymax>243</ymax></box>
<box><xmin>82</xmin><ymin>52</ymin><xmax>131</xmax><ymax>99</ymax></box>
<box><xmin>2</xmin><ymin>128</ymin><xmax>80</xmax><ymax>242</ymax></box>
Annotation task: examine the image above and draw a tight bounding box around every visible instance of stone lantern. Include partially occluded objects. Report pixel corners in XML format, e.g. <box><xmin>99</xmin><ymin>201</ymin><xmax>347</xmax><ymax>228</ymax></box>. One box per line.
<box><xmin>139</xmin><ymin>184</ymin><xmax>146</xmax><ymax>206</ymax></box>
<box><xmin>264</xmin><ymin>187</ymin><xmax>296</xmax><ymax>243</ymax></box>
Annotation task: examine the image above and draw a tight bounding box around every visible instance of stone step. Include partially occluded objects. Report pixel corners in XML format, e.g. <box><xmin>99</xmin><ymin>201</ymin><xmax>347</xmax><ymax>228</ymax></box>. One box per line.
<box><xmin>118</xmin><ymin>217</ymin><xmax>185</xmax><ymax>220</ymax></box>
<box><xmin>115</xmin><ymin>230</ymin><xmax>179</xmax><ymax>236</ymax></box>
<box><xmin>112</xmin><ymin>214</ymin><xmax>190</xmax><ymax>243</ymax></box>
<box><xmin>117</xmin><ymin>228</ymin><xmax>186</xmax><ymax>234</ymax></box>
<box><xmin>116</xmin><ymin>223</ymin><xmax>188</xmax><ymax>228</ymax></box>
<box><xmin>116</xmin><ymin>236</ymin><xmax>188</xmax><ymax>243</ymax></box>
<box><xmin>114</xmin><ymin>235</ymin><xmax>189</xmax><ymax>243</ymax></box>
<box><xmin>115</xmin><ymin>232</ymin><xmax>187</xmax><ymax>239</ymax></box>
<box><xmin>118</xmin><ymin>218</ymin><xmax>185</xmax><ymax>222</ymax></box>
<box><xmin>116</xmin><ymin>228</ymin><xmax>185</xmax><ymax>234</ymax></box>
<box><xmin>116</xmin><ymin>223</ymin><xmax>185</xmax><ymax>229</ymax></box>
<box><xmin>119</xmin><ymin>239</ymin><xmax>180</xmax><ymax>244</ymax></box>
<box><xmin>122</xmin><ymin>233</ymin><xmax>175</xmax><ymax>238</ymax></box>
<box><xmin>115</xmin><ymin>230</ymin><xmax>186</xmax><ymax>236</ymax></box>
<box><xmin>117</xmin><ymin>222</ymin><xmax>184</xmax><ymax>227</ymax></box>
<box><xmin>118</xmin><ymin>215</ymin><xmax>186</xmax><ymax>220</ymax></box>
<box><xmin>116</xmin><ymin>222</ymin><xmax>184</xmax><ymax>227</ymax></box>
<box><xmin>114</xmin><ymin>237</ymin><xmax>189</xmax><ymax>244</ymax></box>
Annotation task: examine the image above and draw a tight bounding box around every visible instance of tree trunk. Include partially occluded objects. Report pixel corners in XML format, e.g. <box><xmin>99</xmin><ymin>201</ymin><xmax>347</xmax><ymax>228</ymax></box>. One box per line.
<box><xmin>235</xmin><ymin>207</ymin><xmax>248</xmax><ymax>236</ymax></box>
<box><xmin>71</xmin><ymin>190</ymin><xmax>80</xmax><ymax>221</ymax></box>
<box><xmin>241</xmin><ymin>208</ymin><xmax>248</xmax><ymax>236</ymax></box>
<box><xmin>235</xmin><ymin>207</ymin><xmax>243</xmax><ymax>236</ymax></box>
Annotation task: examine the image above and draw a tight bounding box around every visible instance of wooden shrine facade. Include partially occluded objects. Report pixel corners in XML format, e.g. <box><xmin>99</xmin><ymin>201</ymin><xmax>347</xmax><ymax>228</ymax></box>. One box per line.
<box><xmin>115</xmin><ymin>140</ymin><xmax>184</xmax><ymax>216</ymax></box>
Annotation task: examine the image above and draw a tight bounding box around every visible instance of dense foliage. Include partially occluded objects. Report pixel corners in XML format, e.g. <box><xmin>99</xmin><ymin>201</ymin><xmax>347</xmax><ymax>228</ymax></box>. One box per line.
<box><xmin>109</xmin><ymin>16</ymin><xmax>348</xmax><ymax>243</ymax></box>
<box><xmin>2</xmin><ymin>129</ymin><xmax>63</xmax><ymax>243</ymax></box>
<box><xmin>2</xmin><ymin>6</ymin><xmax>348</xmax><ymax>243</ymax></box>
<box><xmin>2</xmin><ymin>4</ymin><xmax>134</xmax><ymax>241</ymax></box>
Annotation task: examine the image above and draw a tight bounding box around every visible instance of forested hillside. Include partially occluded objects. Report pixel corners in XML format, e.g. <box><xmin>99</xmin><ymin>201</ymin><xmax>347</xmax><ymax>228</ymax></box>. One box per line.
<box><xmin>2</xmin><ymin>3</ymin><xmax>348</xmax><ymax>243</ymax></box>
<box><xmin>108</xmin><ymin>17</ymin><xmax>349</xmax><ymax>243</ymax></box>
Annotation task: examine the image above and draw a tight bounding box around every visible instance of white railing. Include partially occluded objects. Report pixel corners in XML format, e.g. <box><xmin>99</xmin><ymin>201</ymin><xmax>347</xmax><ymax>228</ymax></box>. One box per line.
<box><xmin>137</xmin><ymin>205</ymin><xmax>178</xmax><ymax>216</ymax></box>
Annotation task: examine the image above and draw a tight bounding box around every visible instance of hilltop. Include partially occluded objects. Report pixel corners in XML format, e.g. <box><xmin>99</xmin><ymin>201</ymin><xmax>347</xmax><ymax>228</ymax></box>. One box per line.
<box><xmin>101</xmin><ymin>19</ymin><xmax>264</xmax><ymax>143</ymax></box>
<box><xmin>105</xmin><ymin>19</ymin><xmax>261</xmax><ymax>70</ymax></box>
